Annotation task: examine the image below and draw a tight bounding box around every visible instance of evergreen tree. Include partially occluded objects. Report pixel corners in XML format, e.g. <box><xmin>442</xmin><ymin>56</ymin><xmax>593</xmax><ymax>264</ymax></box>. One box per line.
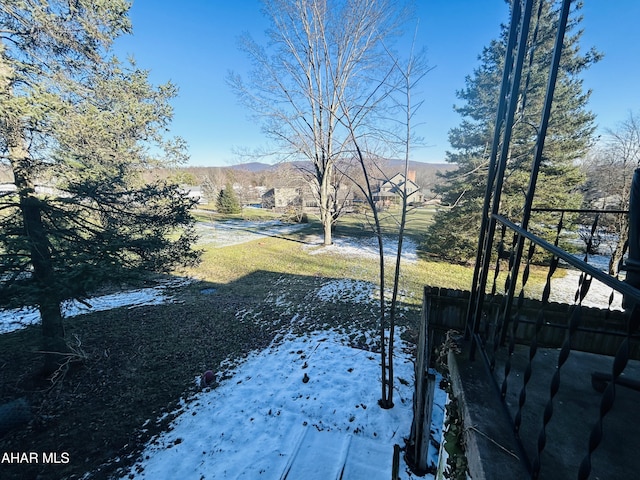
<box><xmin>424</xmin><ymin>0</ymin><xmax>600</xmax><ymax>263</ymax></box>
<box><xmin>0</xmin><ymin>1</ymin><xmax>200</xmax><ymax>372</ymax></box>
<box><xmin>216</xmin><ymin>184</ymin><xmax>241</xmax><ymax>214</ymax></box>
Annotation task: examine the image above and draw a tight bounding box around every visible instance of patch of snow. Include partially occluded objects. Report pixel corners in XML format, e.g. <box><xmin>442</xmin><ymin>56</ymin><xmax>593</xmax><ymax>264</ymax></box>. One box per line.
<box><xmin>122</xmin><ymin>330</ymin><xmax>441</xmax><ymax>479</ymax></box>
<box><xmin>549</xmin><ymin>269</ymin><xmax>624</xmax><ymax>310</ymax></box>
<box><xmin>316</xmin><ymin>279</ymin><xmax>377</xmax><ymax>304</ymax></box>
<box><xmin>196</xmin><ymin>219</ymin><xmax>310</xmax><ymax>247</ymax></box>
<box><xmin>305</xmin><ymin>235</ymin><xmax>418</xmax><ymax>263</ymax></box>
<box><xmin>0</xmin><ymin>279</ymin><xmax>189</xmax><ymax>334</ymax></box>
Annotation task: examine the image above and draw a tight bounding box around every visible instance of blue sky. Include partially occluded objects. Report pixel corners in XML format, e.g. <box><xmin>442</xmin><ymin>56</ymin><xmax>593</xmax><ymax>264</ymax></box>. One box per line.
<box><xmin>113</xmin><ymin>1</ymin><xmax>640</xmax><ymax>167</ymax></box>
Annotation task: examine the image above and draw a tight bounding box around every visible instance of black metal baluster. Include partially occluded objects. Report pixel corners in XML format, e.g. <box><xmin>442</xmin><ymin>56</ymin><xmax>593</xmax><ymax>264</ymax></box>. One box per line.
<box><xmin>532</xmin><ymin>265</ymin><xmax>593</xmax><ymax>477</ymax></box>
<box><xmin>502</xmin><ymin>240</ymin><xmax>535</xmax><ymax>402</ymax></box>
<box><xmin>491</xmin><ymin>231</ymin><xmax>518</xmax><ymax>372</ymax></box>
<box><xmin>574</xmin><ymin>214</ymin><xmax>600</xmax><ymax>304</ymax></box>
<box><xmin>578</xmin><ymin>304</ymin><xmax>640</xmax><ymax>479</ymax></box>
<box><xmin>484</xmin><ymin>224</ymin><xmax>507</xmax><ymax>364</ymax></box>
<box><xmin>515</xmin><ymin>213</ymin><xmax>563</xmax><ymax>436</ymax></box>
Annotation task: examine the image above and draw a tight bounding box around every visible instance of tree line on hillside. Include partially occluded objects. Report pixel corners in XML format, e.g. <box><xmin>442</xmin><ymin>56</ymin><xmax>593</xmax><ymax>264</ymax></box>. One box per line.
<box><xmin>143</xmin><ymin>161</ymin><xmax>457</xmax><ymax>208</ymax></box>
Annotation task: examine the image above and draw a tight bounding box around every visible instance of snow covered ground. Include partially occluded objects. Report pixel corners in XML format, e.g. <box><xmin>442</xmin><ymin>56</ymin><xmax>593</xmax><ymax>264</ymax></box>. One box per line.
<box><xmin>122</xmin><ymin>330</ymin><xmax>445</xmax><ymax>480</ymax></box>
<box><xmin>304</xmin><ymin>235</ymin><xmax>419</xmax><ymax>264</ymax></box>
<box><xmin>196</xmin><ymin>219</ymin><xmax>310</xmax><ymax>248</ymax></box>
<box><xmin>195</xmin><ymin>214</ymin><xmax>418</xmax><ymax>263</ymax></box>
<box><xmin>0</xmin><ymin>220</ymin><xmax>445</xmax><ymax>479</ymax></box>
<box><xmin>549</xmin><ymin>269</ymin><xmax>624</xmax><ymax>310</ymax></box>
<box><xmin>117</xmin><ymin>224</ymin><xmax>433</xmax><ymax>478</ymax></box>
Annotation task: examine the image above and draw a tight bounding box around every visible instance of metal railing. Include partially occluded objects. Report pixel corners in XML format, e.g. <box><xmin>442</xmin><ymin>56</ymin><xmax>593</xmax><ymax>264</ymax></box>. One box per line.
<box><xmin>458</xmin><ymin>0</ymin><xmax>640</xmax><ymax>477</ymax></box>
<box><xmin>465</xmin><ymin>204</ymin><xmax>640</xmax><ymax>479</ymax></box>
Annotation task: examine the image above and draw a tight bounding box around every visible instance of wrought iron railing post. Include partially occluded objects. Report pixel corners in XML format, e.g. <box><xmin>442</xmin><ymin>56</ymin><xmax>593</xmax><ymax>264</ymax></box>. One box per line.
<box><xmin>468</xmin><ymin>0</ymin><xmax>534</xmax><ymax>361</ymax></box>
<box><xmin>499</xmin><ymin>0</ymin><xmax>573</xmax><ymax>347</ymax></box>
<box><xmin>466</xmin><ymin>0</ymin><xmax>522</xmax><ymax>344</ymax></box>
<box><xmin>623</xmin><ymin>168</ymin><xmax>640</xmax><ymax>308</ymax></box>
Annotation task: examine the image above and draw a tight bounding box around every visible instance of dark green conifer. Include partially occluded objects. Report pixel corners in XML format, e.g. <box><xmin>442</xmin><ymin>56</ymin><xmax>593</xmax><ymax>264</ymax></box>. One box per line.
<box><xmin>0</xmin><ymin>1</ymin><xmax>200</xmax><ymax>372</ymax></box>
<box><xmin>424</xmin><ymin>0</ymin><xmax>600</xmax><ymax>263</ymax></box>
<box><xmin>216</xmin><ymin>184</ymin><xmax>242</xmax><ymax>214</ymax></box>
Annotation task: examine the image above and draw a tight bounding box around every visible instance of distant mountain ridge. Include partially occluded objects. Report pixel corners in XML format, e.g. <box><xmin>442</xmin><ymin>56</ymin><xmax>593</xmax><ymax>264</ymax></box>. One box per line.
<box><xmin>227</xmin><ymin>160</ymin><xmax>455</xmax><ymax>172</ymax></box>
<box><xmin>227</xmin><ymin>162</ymin><xmax>274</xmax><ymax>172</ymax></box>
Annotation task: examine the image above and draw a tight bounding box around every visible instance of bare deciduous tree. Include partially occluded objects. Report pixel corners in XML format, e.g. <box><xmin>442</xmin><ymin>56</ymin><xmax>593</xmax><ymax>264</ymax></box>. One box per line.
<box><xmin>339</xmin><ymin>42</ymin><xmax>430</xmax><ymax>409</ymax></box>
<box><xmin>228</xmin><ymin>0</ymin><xmax>409</xmax><ymax>245</ymax></box>
<box><xmin>583</xmin><ymin>112</ymin><xmax>640</xmax><ymax>274</ymax></box>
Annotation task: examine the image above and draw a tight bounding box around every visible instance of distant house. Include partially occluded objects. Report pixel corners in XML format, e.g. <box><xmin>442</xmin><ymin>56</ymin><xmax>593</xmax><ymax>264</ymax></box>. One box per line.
<box><xmin>373</xmin><ymin>171</ymin><xmax>423</xmax><ymax>206</ymax></box>
<box><xmin>262</xmin><ymin>183</ymin><xmax>354</xmax><ymax>212</ymax></box>
<box><xmin>181</xmin><ymin>185</ymin><xmax>206</xmax><ymax>204</ymax></box>
<box><xmin>261</xmin><ymin>187</ymin><xmax>303</xmax><ymax>209</ymax></box>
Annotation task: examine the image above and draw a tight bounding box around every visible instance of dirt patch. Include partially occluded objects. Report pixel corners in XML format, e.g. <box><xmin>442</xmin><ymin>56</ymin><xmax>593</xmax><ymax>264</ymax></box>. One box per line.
<box><xmin>0</xmin><ymin>286</ymin><xmax>277</xmax><ymax>479</ymax></box>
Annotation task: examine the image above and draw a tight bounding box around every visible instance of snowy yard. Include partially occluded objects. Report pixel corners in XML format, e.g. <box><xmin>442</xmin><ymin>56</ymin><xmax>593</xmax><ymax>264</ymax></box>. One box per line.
<box><xmin>0</xmin><ymin>220</ymin><xmax>443</xmax><ymax>479</ymax></box>
<box><xmin>116</xmin><ymin>234</ymin><xmax>442</xmax><ymax>479</ymax></box>
<box><xmin>0</xmin><ymin>218</ymin><xmax>624</xmax><ymax>479</ymax></box>
<box><xmin>304</xmin><ymin>235</ymin><xmax>419</xmax><ymax>264</ymax></box>
<box><xmin>195</xmin><ymin>219</ymin><xmax>310</xmax><ymax>248</ymax></box>
<box><xmin>122</xmin><ymin>330</ymin><xmax>444</xmax><ymax>479</ymax></box>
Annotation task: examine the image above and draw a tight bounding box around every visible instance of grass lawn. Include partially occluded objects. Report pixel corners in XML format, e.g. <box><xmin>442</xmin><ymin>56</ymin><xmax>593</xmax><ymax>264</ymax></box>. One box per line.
<box><xmin>0</xmin><ymin>207</ymin><xmax>551</xmax><ymax>479</ymax></box>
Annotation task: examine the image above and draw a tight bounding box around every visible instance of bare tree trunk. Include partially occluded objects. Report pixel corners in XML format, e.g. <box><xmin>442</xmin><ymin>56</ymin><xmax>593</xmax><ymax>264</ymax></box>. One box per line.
<box><xmin>320</xmin><ymin>164</ymin><xmax>334</xmax><ymax>245</ymax></box>
<box><xmin>349</xmin><ymin>147</ymin><xmax>392</xmax><ymax>408</ymax></box>
<box><xmin>336</xmin><ymin>44</ymin><xmax>428</xmax><ymax>409</ymax></box>
<box><xmin>610</xmin><ymin>213</ymin><xmax>629</xmax><ymax>275</ymax></box>
<box><xmin>382</xmin><ymin>50</ymin><xmax>427</xmax><ymax>409</ymax></box>
<box><xmin>371</xmin><ymin>185</ymin><xmax>389</xmax><ymax>407</ymax></box>
<box><xmin>386</xmin><ymin>150</ymin><xmax>412</xmax><ymax>410</ymax></box>
<box><xmin>374</xmin><ymin>222</ymin><xmax>389</xmax><ymax>407</ymax></box>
